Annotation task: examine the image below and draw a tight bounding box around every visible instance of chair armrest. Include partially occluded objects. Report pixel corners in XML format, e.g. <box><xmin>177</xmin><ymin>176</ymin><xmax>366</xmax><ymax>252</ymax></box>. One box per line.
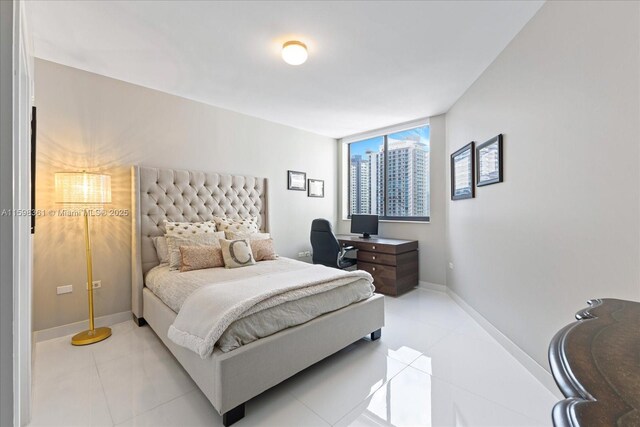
<box><xmin>340</xmin><ymin>246</ymin><xmax>357</xmax><ymax>261</ymax></box>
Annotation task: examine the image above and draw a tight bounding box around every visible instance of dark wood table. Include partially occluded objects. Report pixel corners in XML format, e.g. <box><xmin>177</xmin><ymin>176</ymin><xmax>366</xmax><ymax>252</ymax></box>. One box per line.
<box><xmin>336</xmin><ymin>235</ymin><xmax>418</xmax><ymax>296</ymax></box>
<box><xmin>548</xmin><ymin>298</ymin><xmax>640</xmax><ymax>426</ymax></box>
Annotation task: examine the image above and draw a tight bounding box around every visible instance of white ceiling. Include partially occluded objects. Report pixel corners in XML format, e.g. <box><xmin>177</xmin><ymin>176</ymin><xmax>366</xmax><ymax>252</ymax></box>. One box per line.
<box><xmin>27</xmin><ymin>1</ymin><xmax>543</xmax><ymax>138</ymax></box>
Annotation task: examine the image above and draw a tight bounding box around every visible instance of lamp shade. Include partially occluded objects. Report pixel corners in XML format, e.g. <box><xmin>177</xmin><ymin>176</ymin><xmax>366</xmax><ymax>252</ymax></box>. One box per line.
<box><xmin>55</xmin><ymin>172</ymin><xmax>112</xmax><ymax>205</ymax></box>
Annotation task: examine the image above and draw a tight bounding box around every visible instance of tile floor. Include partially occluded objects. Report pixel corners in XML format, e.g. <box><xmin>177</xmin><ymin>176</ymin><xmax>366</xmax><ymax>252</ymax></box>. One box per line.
<box><xmin>30</xmin><ymin>289</ymin><xmax>557</xmax><ymax>426</ymax></box>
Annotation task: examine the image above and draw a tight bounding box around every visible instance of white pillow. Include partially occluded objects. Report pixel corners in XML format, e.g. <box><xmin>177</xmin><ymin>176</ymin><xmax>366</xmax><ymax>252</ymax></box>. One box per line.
<box><xmin>214</xmin><ymin>216</ymin><xmax>259</xmax><ymax>234</ymax></box>
<box><xmin>166</xmin><ymin>231</ymin><xmax>225</xmax><ymax>270</ymax></box>
<box><xmin>225</xmin><ymin>231</ymin><xmax>270</xmax><ymax>240</ymax></box>
<box><xmin>220</xmin><ymin>239</ymin><xmax>256</xmax><ymax>269</ymax></box>
<box><xmin>152</xmin><ymin>236</ymin><xmax>169</xmax><ymax>264</ymax></box>
<box><xmin>164</xmin><ymin>220</ymin><xmax>217</xmax><ymax>236</ymax></box>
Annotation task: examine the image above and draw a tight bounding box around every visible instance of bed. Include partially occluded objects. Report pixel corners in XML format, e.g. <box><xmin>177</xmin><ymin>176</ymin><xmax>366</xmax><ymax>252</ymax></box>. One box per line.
<box><xmin>131</xmin><ymin>165</ymin><xmax>385</xmax><ymax>426</ymax></box>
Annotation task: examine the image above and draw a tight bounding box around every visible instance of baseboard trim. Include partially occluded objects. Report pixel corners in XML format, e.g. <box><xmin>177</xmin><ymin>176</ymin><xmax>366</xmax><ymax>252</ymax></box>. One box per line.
<box><xmin>418</xmin><ymin>281</ymin><xmax>447</xmax><ymax>292</ymax></box>
<box><xmin>446</xmin><ymin>289</ymin><xmax>563</xmax><ymax>399</ymax></box>
<box><xmin>34</xmin><ymin>311</ymin><xmax>132</xmax><ymax>343</ymax></box>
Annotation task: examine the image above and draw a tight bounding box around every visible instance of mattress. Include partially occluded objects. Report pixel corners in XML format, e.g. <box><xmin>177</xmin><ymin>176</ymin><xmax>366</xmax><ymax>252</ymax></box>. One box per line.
<box><xmin>145</xmin><ymin>258</ymin><xmax>374</xmax><ymax>352</ymax></box>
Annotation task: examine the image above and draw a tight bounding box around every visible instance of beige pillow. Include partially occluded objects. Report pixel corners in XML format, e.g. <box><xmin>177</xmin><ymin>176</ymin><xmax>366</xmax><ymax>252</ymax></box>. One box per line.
<box><xmin>152</xmin><ymin>236</ymin><xmax>169</xmax><ymax>264</ymax></box>
<box><xmin>166</xmin><ymin>231</ymin><xmax>225</xmax><ymax>269</ymax></box>
<box><xmin>214</xmin><ymin>216</ymin><xmax>259</xmax><ymax>234</ymax></box>
<box><xmin>164</xmin><ymin>220</ymin><xmax>217</xmax><ymax>236</ymax></box>
<box><xmin>179</xmin><ymin>245</ymin><xmax>224</xmax><ymax>272</ymax></box>
<box><xmin>220</xmin><ymin>239</ymin><xmax>256</xmax><ymax>268</ymax></box>
<box><xmin>225</xmin><ymin>231</ymin><xmax>270</xmax><ymax>240</ymax></box>
<box><xmin>250</xmin><ymin>238</ymin><xmax>278</xmax><ymax>261</ymax></box>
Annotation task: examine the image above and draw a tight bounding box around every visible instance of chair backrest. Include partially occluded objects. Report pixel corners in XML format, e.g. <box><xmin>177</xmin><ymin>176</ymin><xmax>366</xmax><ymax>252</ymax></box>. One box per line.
<box><xmin>310</xmin><ymin>218</ymin><xmax>341</xmax><ymax>268</ymax></box>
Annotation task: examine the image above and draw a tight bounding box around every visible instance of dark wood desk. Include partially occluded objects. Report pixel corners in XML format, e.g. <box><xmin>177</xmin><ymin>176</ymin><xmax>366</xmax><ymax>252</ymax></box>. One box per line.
<box><xmin>336</xmin><ymin>235</ymin><xmax>418</xmax><ymax>296</ymax></box>
<box><xmin>548</xmin><ymin>299</ymin><xmax>640</xmax><ymax>427</ymax></box>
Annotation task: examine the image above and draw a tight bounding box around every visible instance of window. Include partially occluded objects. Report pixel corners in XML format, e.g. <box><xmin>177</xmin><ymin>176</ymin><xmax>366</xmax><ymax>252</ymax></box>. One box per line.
<box><xmin>347</xmin><ymin>125</ymin><xmax>430</xmax><ymax>221</ymax></box>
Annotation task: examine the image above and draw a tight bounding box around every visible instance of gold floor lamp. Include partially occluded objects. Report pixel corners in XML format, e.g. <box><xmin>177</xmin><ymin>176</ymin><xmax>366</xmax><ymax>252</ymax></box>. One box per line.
<box><xmin>55</xmin><ymin>171</ymin><xmax>112</xmax><ymax>346</ymax></box>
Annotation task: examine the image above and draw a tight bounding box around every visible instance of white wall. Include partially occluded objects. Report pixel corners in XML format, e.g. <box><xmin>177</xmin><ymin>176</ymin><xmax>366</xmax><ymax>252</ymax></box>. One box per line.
<box><xmin>337</xmin><ymin>114</ymin><xmax>448</xmax><ymax>286</ymax></box>
<box><xmin>33</xmin><ymin>59</ymin><xmax>337</xmax><ymax>331</ymax></box>
<box><xmin>446</xmin><ymin>0</ymin><xmax>640</xmax><ymax>370</ymax></box>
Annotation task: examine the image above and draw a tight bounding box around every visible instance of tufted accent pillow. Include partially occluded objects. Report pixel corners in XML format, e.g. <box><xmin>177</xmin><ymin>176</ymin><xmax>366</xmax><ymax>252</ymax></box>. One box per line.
<box><xmin>250</xmin><ymin>238</ymin><xmax>278</xmax><ymax>261</ymax></box>
<box><xmin>166</xmin><ymin>231</ymin><xmax>225</xmax><ymax>270</ymax></box>
<box><xmin>225</xmin><ymin>231</ymin><xmax>271</xmax><ymax>241</ymax></box>
<box><xmin>164</xmin><ymin>220</ymin><xmax>217</xmax><ymax>236</ymax></box>
<box><xmin>152</xmin><ymin>236</ymin><xmax>169</xmax><ymax>264</ymax></box>
<box><xmin>214</xmin><ymin>216</ymin><xmax>259</xmax><ymax>234</ymax></box>
<box><xmin>179</xmin><ymin>245</ymin><xmax>224</xmax><ymax>272</ymax></box>
<box><xmin>220</xmin><ymin>239</ymin><xmax>256</xmax><ymax>269</ymax></box>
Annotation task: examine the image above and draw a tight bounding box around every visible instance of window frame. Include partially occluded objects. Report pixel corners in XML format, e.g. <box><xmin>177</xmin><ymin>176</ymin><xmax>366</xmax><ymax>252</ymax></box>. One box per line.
<box><xmin>344</xmin><ymin>119</ymin><xmax>430</xmax><ymax>223</ymax></box>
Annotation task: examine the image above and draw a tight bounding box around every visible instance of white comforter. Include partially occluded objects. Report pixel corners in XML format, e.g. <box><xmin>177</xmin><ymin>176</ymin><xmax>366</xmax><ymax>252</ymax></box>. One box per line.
<box><xmin>166</xmin><ymin>263</ymin><xmax>373</xmax><ymax>358</ymax></box>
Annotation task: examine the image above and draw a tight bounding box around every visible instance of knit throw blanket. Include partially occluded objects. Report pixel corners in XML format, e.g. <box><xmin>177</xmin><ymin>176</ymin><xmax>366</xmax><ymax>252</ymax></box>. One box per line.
<box><xmin>168</xmin><ymin>264</ymin><xmax>373</xmax><ymax>358</ymax></box>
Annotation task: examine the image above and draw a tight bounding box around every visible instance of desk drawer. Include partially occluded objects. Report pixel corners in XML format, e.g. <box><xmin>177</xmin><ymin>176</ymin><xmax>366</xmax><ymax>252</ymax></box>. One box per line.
<box><xmin>357</xmin><ymin>261</ymin><xmax>397</xmax><ymax>296</ymax></box>
<box><xmin>347</xmin><ymin>241</ymin><xmax>396</xmax><ymax>254</ymax></box>
<box><xmin>357</xmin><ymin>251</ymin><xmax>396</xmax><ymax>266</ymax></box>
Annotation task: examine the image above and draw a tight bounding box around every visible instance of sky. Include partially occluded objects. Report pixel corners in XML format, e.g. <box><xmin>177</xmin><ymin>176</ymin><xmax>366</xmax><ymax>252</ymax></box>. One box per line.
<box><xmin>349</xmin><ymin>125</ymin><xmax>430</xmax><ymax>158</ymax></box>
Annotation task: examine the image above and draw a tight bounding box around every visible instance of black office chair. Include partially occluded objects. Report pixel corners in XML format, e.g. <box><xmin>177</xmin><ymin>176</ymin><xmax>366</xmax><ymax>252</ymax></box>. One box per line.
<box><xmin>310</xmin><ymin>219</ymin><xmax>357</xmax><ymax>269</ymax></box>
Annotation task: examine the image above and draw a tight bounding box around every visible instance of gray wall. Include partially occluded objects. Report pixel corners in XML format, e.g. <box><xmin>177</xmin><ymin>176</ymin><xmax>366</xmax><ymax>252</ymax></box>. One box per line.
<box><xmin>0</xmin><ymin>1</ymin><xmax>14</xmax><ymax>424</ymax></box>
<box><xmin>446</xmin><ymin>0</ymin><xmax>640</xmax><ymax>369</ymax></box>
<box><xmin>33</xmin><ymin>59</ymin><xmax>337</xmax><ymax>331</ymax></box>
<box><xmin>338</xmin><ymin>114</ymin><xmax>448</xmax><ymax>286</ymax></box>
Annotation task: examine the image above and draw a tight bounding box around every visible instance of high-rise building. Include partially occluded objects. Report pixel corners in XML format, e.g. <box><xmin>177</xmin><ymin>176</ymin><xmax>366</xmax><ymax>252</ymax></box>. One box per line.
<box><xmin>368</xmin><ymin>148</ymin><xmax>384</xmax><ymax>216</ymax></box>
<box><xmin>350</xmin><ymin>137</ymin><xmax>429</xmax><ymax>218</ymax></box>
<box><xmin>385</xmin><ymin>138</ymin><xmax>429</xmax><ymax>217</ymax></box>
<box><xmin>349</xmin><ymin>155</ymin><xmax>370</xmax><ymax>214</ymax></box>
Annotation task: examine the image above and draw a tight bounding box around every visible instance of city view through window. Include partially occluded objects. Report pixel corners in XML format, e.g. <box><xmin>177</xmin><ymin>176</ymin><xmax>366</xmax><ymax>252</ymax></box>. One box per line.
<box><xmin>349</xmin><ymin>125</ymin><xmax>430</xmax><ymax>220</ymax></box>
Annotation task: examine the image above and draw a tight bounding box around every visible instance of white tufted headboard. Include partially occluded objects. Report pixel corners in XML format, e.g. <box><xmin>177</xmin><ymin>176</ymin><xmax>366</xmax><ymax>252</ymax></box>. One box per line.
<box><xmin>131</xmin><ymin>165</ymin><xmax>269</xmax><ymax>319</ymax></box>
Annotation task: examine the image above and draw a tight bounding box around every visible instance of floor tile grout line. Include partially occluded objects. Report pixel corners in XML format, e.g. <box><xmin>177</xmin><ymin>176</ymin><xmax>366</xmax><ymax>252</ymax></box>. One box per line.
<box><xmin>407</xmin><ymin>297</ymin><xmax>557</xmax><ymax>418</ymax></box>
<box><xmin>282</xmin><ymin>341</ymin><xmax>407</xmax><ymax>427</ymax></box>
<box><xmin>329</xmin><ymin>362</ymin><xmax>412</xmax><ymax>427</ymax></box>
<box><xmin>112</xmin><ymin>389</ymin><xmax>198</xmax><ymax>426</ymax></box>
<box><xmin>288</xmin><ymin>395</ymin><xmax>332</xmax><ymax>427</ymax></box>
<box><xmin>384</xmin><ymin>306</ymin><xmax>466</xmax><ymax>333</ymax></box>
<box><xmin>420</xmin><ymin>327</ymin><xmax>455</xmax><ymax>353</ymax></box>
<box><xmin>92</xmin><ymin>324</ymin><xmax>197</xmax><ymax>426</ymax></box>
<box><xmin>400</xmin><ymin>306</ymin><xmax>553</xmax><ymax>425</ymax></box>
<box><xmin>92</xmin><ymin>349</ymin><xmax>118</xmax><ymax>427</ymax></box>
<box><xmin>405</xmin><ymin>362</ymin><xmax>549</xmax><ymax>425</ymax></box>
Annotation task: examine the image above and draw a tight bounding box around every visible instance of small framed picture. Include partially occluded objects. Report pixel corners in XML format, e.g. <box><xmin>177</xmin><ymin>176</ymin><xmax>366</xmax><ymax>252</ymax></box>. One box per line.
<box><xmin>476</xmin><ymin>134</ymin><xmax>503</xmax><ymax>187</ymax></box>
<box><xmin>308</xmin><ymin>179</ymin><xmax>324</xmax><ymax>198</ymax></box>
<box><xmin>451</xmin><ymin>142</ymin><xmax>475</xmax><ymax>200</ymax></box>
<box><xmin>287</xmin><ymin>170</ymin><xmax>306</xmax><ymax>191</ymax></box>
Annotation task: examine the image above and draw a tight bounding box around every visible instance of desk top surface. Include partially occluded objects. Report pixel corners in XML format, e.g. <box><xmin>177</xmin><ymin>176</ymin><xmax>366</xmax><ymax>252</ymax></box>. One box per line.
<box><xmin>549</xmin><ymin>298</ymin><xmax>640</xmax><ymax>427</ymax></box>
<box><xmin>335</xmin><ymin>234</ymin><xmax>417</xmax><ymax>246</ymax></box>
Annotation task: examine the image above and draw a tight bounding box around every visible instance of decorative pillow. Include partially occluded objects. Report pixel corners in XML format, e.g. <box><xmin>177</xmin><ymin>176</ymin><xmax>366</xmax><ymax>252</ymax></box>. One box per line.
<box><xmin>166</xmin><ymin>231</ymin><xmax>225</xmax><ymax>270</ymax></box>
<box><xmin>220</xmin><ymin>239</ymin><xmax>256</xmax><ymax>269</ymax></box>
<box><xmin>214</xmin><ymin>216</ymin><xmax>259</xmax><ymax>234</ymax></box>
<box><xmin>164</xmin><ymin>220</ymin><xmax>217</xmax><ymax>236</ymax></box>
<box><xmin>152</xmin><ymin>236</ymin><xmax>169</xmax><ymax>264</ymax></box>
<box><xmin>179</xmin><ymin>245</ymin><xmax>224</xmax><ymax>272</ymax></box>
<box><xmin>225</xmin><ymin>231</ymin><xmax>270</xmax><ymax>240</ymax></box>
<box><xmin>250</xmin><ymin>238</ymin><xmax>278</xmax><ymax>261</ymax></box>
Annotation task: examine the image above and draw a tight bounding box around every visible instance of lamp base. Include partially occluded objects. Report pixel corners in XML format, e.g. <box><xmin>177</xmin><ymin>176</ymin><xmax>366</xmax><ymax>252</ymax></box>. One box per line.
<box><xmin>71</xmin><ymin>327</ymin><xmax>112</xmax><ymax>346</ymax></box>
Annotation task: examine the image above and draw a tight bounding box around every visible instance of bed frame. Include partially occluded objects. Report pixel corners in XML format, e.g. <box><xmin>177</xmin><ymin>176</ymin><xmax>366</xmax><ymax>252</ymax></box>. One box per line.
<box><xmin>131</xmin><ymin>166</ymin><xmax>385</xmax><ymax>426</ymax></box>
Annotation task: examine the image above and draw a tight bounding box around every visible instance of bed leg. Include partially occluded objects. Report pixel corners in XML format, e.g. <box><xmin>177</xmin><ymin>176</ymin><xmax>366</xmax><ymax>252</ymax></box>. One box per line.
<box><xmin>370</xmin><ymin>328</ymin><xmax>381</xmax><ymax>341</ymax></box>
<box><xmin>222</xmin><ymin>403</ymin><xmax>245</xmax><ymax>426</ymax></box>
<box><xmin>132</xmin><ymin>314</ymin><xmax>147</xmax><ymax>327</ymax></box>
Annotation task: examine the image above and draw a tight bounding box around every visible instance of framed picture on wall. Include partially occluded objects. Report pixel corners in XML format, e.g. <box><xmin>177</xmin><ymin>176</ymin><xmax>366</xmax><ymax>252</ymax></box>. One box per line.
<box><xmin>451</xmin><ymin>142</ymin><xmax>475</xmax><ymax>200</ymax></box>
<box><xmin>287</xmin><ymin>170</ymin><xmax>306</xmax><ymax>191</ymax></box>
<box><xmin>307</xmin><ymin>179</ymin><xmax>324</xmax><ymax>198</ymax></box>
<box><xmin>476</xmin><ymin>134</ymin><xmax>503</xmax><ymax>186</ymax></box>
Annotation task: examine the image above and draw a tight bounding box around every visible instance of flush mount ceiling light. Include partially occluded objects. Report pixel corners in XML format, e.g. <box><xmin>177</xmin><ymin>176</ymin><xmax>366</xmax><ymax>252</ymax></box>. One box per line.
<box><xmin>282</xmin><ymin>41</ymin><xmax>308</xmax><ymax>65</ymax></box>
